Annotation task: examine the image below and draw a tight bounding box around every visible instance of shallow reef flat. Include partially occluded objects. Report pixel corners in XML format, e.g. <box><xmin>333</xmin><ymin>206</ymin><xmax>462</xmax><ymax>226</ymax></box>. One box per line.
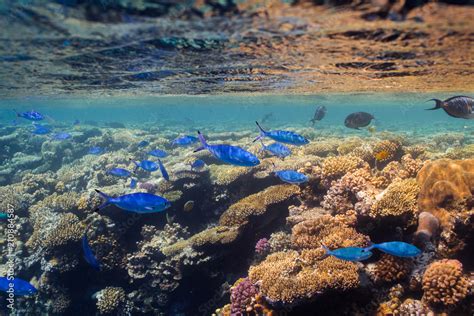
<box><xmin>0</xmin><ymin>117</ymin><xmax>472</xmax><ymax>315</ymax></box>
<box><xmin>0</xmin><ymin>1</ymin><xmax>473</xmax><ymax>97</ymax></box>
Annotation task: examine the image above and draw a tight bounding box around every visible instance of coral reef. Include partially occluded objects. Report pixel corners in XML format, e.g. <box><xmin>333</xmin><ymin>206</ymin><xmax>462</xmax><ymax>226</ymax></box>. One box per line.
<box><xmin>367</xmin><ymin>254</ymin><xmax>412</xmax><ymax>283</ymax></box>
<box><xmin>96</xmin><ymin>287</ymin><xmax>128</xmax><ymax>315</ymax></box>
<box><xmin>422</xmin><ymin>259</ymin><xmax>469</xmax><ymax>308</ymax></box>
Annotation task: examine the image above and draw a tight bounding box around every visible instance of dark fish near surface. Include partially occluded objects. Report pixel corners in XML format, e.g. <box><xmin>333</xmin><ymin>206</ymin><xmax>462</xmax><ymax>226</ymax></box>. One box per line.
<box><xmin>322</xmin><ymin>245</ymin><xmax>372</xmax><ymax>262</ymax></box>
<box><xmin>310</xmin><ymin>105</ymin><xmax>326</xmax><ymax>125</ymax></box>
<box><xmin>82</xmin><ymin>226</ymin><xmax>100</xmax><ymax>271</ymax></box>
<box><xmin>260</xmin><ymin>141</ymin><xmax>291</xmax><ymax>158</ymax></box>
<box><xmin>107</xmin><ymin>168</ymin><xmax>131</xmax><ymax>177</ymax></box>
<box><xmin>195</xmin><ymin>131</ymin><xmax>260</xmax><ymax>167</ymax></box>
<box><xmin>426</xmin><ymin>96</ymin><xmax>474</xmax><ymax>119</ymax></box>
<box><xmin>148</xmin><ymin>149</ymin><xmax>168</xmax><ymax>158</ymax></box>
<box><xmin>14</xmin><ymin>109</ymin><xmax>44</xmax><ymax>121</ymax></box>
<box><xmin>0</xmin><ymin>277</ymin><xmax>38</xmax><ymax>296</ymax></box>
<box><xmin>366</xmin><ymin>241</ymin><xmax>421</xmax><ymax>257</ymax></box>
<box><xmin>344</xmin><ymin>112</ymin><xmax>374</xmax><ymax>129</ymax></box>
<box><xmin>132</xmin><ymin>160</ymin><xmax>158</xmax><ymax>172</ymax></box>
<box><xmin>254</xmin><ymin>121</ymin><xmax>309</xmax><ymax>146</ymax></box>
<box><xmin>157</xmin><ymin>159</ymin><xmax>169</xmax><ymax>181</ymax></box>
<box><xmin>275</xmin><ymin>170</ymin><xmax>308</xmax><ymax>184</ymax></box>
<box><xmin>95</xmin><ymin>190</ymin><xmax>171</xmax><ymax>213</ymax></box>
<box><xmin>172</xmin><ymin>135</ymin><xmax>198</xmax><ymax>146</ymax></box>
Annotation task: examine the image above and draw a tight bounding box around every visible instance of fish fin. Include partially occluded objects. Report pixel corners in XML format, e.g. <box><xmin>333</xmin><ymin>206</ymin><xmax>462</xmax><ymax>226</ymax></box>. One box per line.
<box><xmin>254</xmin><ymin>121</ymin><xmax>266</xmax><ymax>142</ymax></box>
<box><xmin>193</xmin><ymin>146</ymin><xmax>205</xmax><ymax>153</ymax></box>
<box><xmin>364</xmin><ymin>242</ymin><xmax>375</xmax><ymax>251</ymax></box>
<box><xmin>321</xmin><ymin>243</ymin><xmax>330</xmax><ymax>255</ymax></box>
<box><xmin>94</xmin><ymin>189</ymin><xmax>111</xmax><ymax>212</ymax></box>
<box><xmin>130</xmin><ymin>159</ymin><xmax>139</xmax><ymax>173</ymax></box>
<box><xmin>425</xmin><ymin>99</ymin><xmax>443</xmax><ymax>110</ymax></box>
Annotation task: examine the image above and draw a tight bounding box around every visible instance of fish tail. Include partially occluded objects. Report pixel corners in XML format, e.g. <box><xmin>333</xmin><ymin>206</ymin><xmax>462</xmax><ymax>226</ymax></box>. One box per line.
<box><xmin>321</xmin><ymin>243</ymin><xmax>330</xmax><ymax>255</ymax></box>
<box><xmin>130</xmin><ymin>159</ymin><xmax>139</xmax><ymax>173</ymax></box>
<box><xmin>94</xmin><ymin>189</ymin><xmax>111</xmax><ymax>212</ymax></box>
<box><xmin>194</xmin><ymin>131</ymin><xmax>207</xmax><ymax>152</ymax></box>
<box><xmin>425</xmin><ymin>99</ymin><xmax>444</xmax><ymax>110</ymax></box>
<box><xmin>364</xmin><ymin>242</ymin><xmax>375</xmax><ymax>251</ymax></box>
<box><xmin>13</xmin><ymin>109</ymin><xmax>20</xmax><ymax>117</ymax></box>
<box><xmin>253</xmin><ymin>121</ymin><xmax>266</xmax><ymax>142</ymax></box>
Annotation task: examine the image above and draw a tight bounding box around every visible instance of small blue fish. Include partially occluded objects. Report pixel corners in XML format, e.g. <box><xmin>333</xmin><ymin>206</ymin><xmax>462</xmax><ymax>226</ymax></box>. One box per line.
<box><xmin>195</xmin><ymin>131</ymin><xmax>260</xmax><ymax>167</ymax></box>
<box><xmin>260</xmin><ymin>141</ymin><xmax>291</xmax><ymax>158</ymax></box>
<box><xmin>148</xmin><ymin>149</ymin><xmax>168</xmax><ymax>158</ymax></box>
<box><xmin>275</xmin><ymin>170</ymin><xmax>308</xmax><ymax>184</ymax></box>
<box><xmin>158</xmin><ymin>159</ymin><xmax>169</xmax><ymax>181</ymax></box>
<box><xmin>14</xmin><ymin>109</ymin><xmax>44</xmax><ymax>121</ymax></box>
<box><xmin>132</xmin><ymin>160</ymin><xmax>158</xmax><ymax>172</ymax></box>
<box><xmin>130</xmin><ymin>178</ymin><xmax>137</xmax><ymax>189</ymax></box>
<box><xmin>366</xmin><ymin>242</ymin><xmax>421</xmax><ymax>258</ymax></box>
<box><xmin>31</xmin><ymin>124</ymin><xmax>51</xmax><ymax>135</ymax></box>
<box><xmin>172</xmin><ymin>135</ymin><xmax>199</xmax><ymax>146</ymax></box>
<box><xmin>52</xmin><ymin>132</ymin><xmax>71</xmax><ymax>140</ymax></box>
<box><xmin>88</xmin><ymin>146</ymin><xmax>104</xmax><ymax>155</ymax></box>
<box><xmin>0</xmin><ymin>277</ymin><xmax>38</xmax><ymax>296</ymax></box>
<box><xmin>137</xmin><ymin>140</ymin><xmax>150</xmax><ymax>148</ymax></box>
<box><xmin>255</xmin><ymin>121</ymin><xmax>309</xmax><ymax>146</ymax></box>
<box><xmin>82</xmin><ymin>228</ymin><xmax>100</xmax><ymax>271</ymax></box>
<box><xmin>322</xmin><ymin>245</ymin><xmax>372</xmax><ymax>262</ymax></box>
<box><xmin>190</xmin><ymin>159</ymin><xmax>205</xmax><ymax>171</ymax></box>
<box><xmin>95</xmin><ymin>190</ymin><xmax>171</xmax><ymax>213</ymax></box>
<box><xmin>107</xmin><ymin>168</ymin><xmax>131</xmax><ymax>177</ymax></box>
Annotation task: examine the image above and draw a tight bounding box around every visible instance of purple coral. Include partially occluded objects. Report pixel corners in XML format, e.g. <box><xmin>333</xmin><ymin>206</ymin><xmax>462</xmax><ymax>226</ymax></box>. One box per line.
<box><xmin>230</xmin><ymin>278</ymin><xmax>258</xmax><ymax>314</ymax></box>
<box><xmin>139</xmin><ymin>182</ymin><xmax>157</xmax><ymax>193</ymax></box>
<box><xmin>255</xmin><ymin>238</ymin><xmax>270</xmax><ymax>255</ymax></box>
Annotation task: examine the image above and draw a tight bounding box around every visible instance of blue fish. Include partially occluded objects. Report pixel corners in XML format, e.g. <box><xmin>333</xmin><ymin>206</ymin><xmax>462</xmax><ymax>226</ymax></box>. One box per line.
<box><xmin>82</xmin><ymin>228</ymin><xmax>100</xmax><ymax>271</ymax></box>
<box><xmin>31</xmin><ymin>124</ymin><xmax>51</xmax><ymax>135</ymax></box>
<box><xmin>73</xmin><ymin>119</ymin><xmax>80</xmax><ymax>126</ymax></box>
<box><xmin>260</xmin><ymin>141</ymin><xmax>291</xmax><ymax>158</ymax></box>
<box><xmin>194</xmin><ymin>131</ymin><xmax>260</xmax><ymax>167</ymax></box>
<box><xmin>172</xmin><ymin>135</ymin><xmax>199</xmax><ymax>146</ymax></box>
<box><xmin>130</xmin><ymin>178</ymin><xmax>137</xmax><ymax>189</ymax></box>
<box><xmin>52</xmin><ymin>132</ymin><xmax>71</xmax><ymax>140</ymax></box>
<box><xmin>158</xmin><ymin>159</ymin><xmax>169</xmax><ymax>181</ymax></box>
<box><xmin>14</xmin><ymin>109</ymin><xmax>44</xmax><ymax>121</ymax></box>
<box><xmin>254</xmin><ymin>121</ymin><xmax>309</xmax><ymax>146</ymax></box>
<box><xmin>107</xmin><ymin>168</ymin><xmax>131</xmax><ymax>177</ymax></box>
<box><xmin>148</xmin><ymin>149</ymin><xmax>168</xmax><ymax>158</ymax></box>
<box><xmin>95</xmin><ymin>190</ymin><xmax>171</xmax><ymax>213</ymax></box>
<box><xmin>88</xmin><ymin>146</ymin><xmax>104</xmax><ymax>155</ymax></box>
<box><xmin>322</xmin><ymin>245</ymin><xmax>372</xmax><ymax>262</ymax></box>
<box><xmin>275</xmin><ymin>170</ymin><xmax>308</xmax><ymax>184</ymax></box>
<box><xmin>366</xmin><ymin>242</ymin><xmax>421</xmax><ymax>258</ymax></box>
<box><xmin>137</xmin><ymin>140</ymin><xmax>150</xmax><ymax>148</ymax></box>
<box><xmin>190</xmin><ymin>159</ymin><xmax>205</xmax><ymax>171</ymax></box>
<box><xmin>132</xmin><ymin>160</ymin><xmax>158</xmax><ymax>172</ymax></box>
<box><xmin>0</xmin><ymin>277</ymin><xmax>38</xmax><ymax>296</ymax></box>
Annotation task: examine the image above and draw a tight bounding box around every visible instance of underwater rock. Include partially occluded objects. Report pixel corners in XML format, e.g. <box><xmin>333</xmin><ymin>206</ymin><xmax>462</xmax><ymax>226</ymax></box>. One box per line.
<box><xmin>422</xmin><ymin>259</ymin><xmax>469</xmax><ymax>308</ymax></box>
<box><xmin>414</xmin><ymin>211</ymin><xmax>440</xmax><ymax>245</ymax></box>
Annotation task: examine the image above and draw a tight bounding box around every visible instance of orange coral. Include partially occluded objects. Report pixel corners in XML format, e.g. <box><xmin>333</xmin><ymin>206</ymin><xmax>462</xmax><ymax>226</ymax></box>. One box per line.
<box><xmin>422</xmin><ymin>259</ymin><xmax>469</xmax><ymax>307</ymax></box>
<box><xmin>417</xmin><ymin>159</ymin><xmax>474</xmax><ymax>228</ymax></box>
<box><xmin>369</xmin><ymin>254</ymin><xmax>412</xmax><ymax>283</ymax></box>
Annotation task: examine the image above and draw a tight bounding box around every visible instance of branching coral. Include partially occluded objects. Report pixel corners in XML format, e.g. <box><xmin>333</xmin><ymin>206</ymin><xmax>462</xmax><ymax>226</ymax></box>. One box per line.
<box><xmin>230</xmin><ymin>278</ymin><xmax>258</xmax><ymax>314</ymax></box>
<box><xmin>422</xmin><ymin>259</ymin><xmax>469</xmax><ymax>307</ymax></box>
<box><xmin>368</xmin><ymin>254</ymin><xmax>412</xmax><ymax>283</ymax></box>
<box><xmin>219</xmin><ymin>184</ymin><xmax>300</xmax><ymax>227</ymax></box>
<box><xmin>248</xmin><ymin>251</ymin><xmax>360</xmax><ymax>304</ymax></box>
<box><xmin>42</xmin><ymin>213</ymin><xmax>84</xmax><ymax>250</ymax></box>
<box><xmin>369</xmin><ymin>178</ymin><xmax>419</xmax><ymax>222</ymax></box>
<box><xmin>319</xmin><ymin>156</ymin><xmax>365</xmax><ymax>187</ymax></box>
<box><xmin>96</xmin><ymin>286</ymin><xmax>127</xmax><ymax>315</ymax></box>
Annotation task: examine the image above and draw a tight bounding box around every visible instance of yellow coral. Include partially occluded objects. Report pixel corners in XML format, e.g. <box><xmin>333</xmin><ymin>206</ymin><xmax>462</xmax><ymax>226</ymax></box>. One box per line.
<box><xmin>321</xmin><ymin>156</ymin><xmax>364</xmax><ymax>184</ymax></box>
<box><xmin>96</xmin><ymin>287</ymin><xmax>126</xmax><ymax>314</ymax></box>
<box><xmin>248</xmin><ymin>251</ymin><xmax>359</xmax><ymax>303</ymax></box>
<box><xmin>42</xmin><ymin>213</ymin><xmax>84</xmax><ymax>250</ymax></box>
<box><xmin>370</xmin><ymin>178</ymin><xmax>419</xmax><ymax>219</ymax></box>
<box><xmin>210</xmin><ymin>165</ymin><xmax>253</xmax><ymax>186</ymax></box>
<box><xmin>219</xmin><ymin>185</ymin><xmax>300</xmax><ymax>227</ymax></box>
<box><xmin>422</xmin><ymin>259</ymin><xmax>469</xmax><ymax>307</ymax></box>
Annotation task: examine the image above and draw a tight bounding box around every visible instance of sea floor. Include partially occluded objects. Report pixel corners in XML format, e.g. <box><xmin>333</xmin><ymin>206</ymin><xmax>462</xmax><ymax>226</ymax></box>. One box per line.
<box><xmin>0</xmin><ymin>94</ymin><xmax>473</xmax><ymax>315</ymax></box>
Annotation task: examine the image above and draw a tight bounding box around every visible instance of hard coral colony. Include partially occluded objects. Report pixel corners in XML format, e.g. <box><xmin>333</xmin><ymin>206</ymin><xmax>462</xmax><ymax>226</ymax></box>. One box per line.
<box><xmin>0</xmin><ymin>1</ymin><xmax>473</xmax><ymax>315</ymax></box>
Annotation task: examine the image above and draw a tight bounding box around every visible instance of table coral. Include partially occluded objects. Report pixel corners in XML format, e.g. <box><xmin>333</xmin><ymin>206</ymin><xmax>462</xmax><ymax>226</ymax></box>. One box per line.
<box><xmin>248</xmin><ymin>251</ymin><xmax>360</xmax><ymax>304</ymax></box>
<box><xmin>369</xmin><ymin>178</ymin><xmax>419</xmax><ymax>221</ymax></box>
<box><xmin>422</xmin><ymin>259</ymin><xmax>469</xmax><ymax>307</ymax></box>
<box><xmin>219</xmin><ymin>184</ymin><xmax>300</xmax><ymax>227</ymax></box>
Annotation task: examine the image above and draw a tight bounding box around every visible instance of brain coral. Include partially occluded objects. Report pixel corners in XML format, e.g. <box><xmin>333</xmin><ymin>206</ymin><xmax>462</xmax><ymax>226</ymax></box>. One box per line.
<box><xmin>369</xmin><ymin>178</ymin><xmax>419</xmax><ymax>221</ymax></box>
<box><xmin>417</xmin><ymin>159</ymin><xmax>474</xmax><ymax>228</ymax></box>
<box><xmin>248</xmin><ymin>251</ymin><xmax>359</xmax><ymax>304</ymax></box>
<box><xmin>291</xmin><ymin>214</ymin><xmax>369</xmax><ymax>250</ymax></box>
<box><xmin>422</xmin><ymin>259</ymin><xmax>469</xmax><ymax>307</ymax></box>
<box><xmin>219</xmin><ymin>184</ymin><xmax>300</xmax><ymax>227</ymax></box>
